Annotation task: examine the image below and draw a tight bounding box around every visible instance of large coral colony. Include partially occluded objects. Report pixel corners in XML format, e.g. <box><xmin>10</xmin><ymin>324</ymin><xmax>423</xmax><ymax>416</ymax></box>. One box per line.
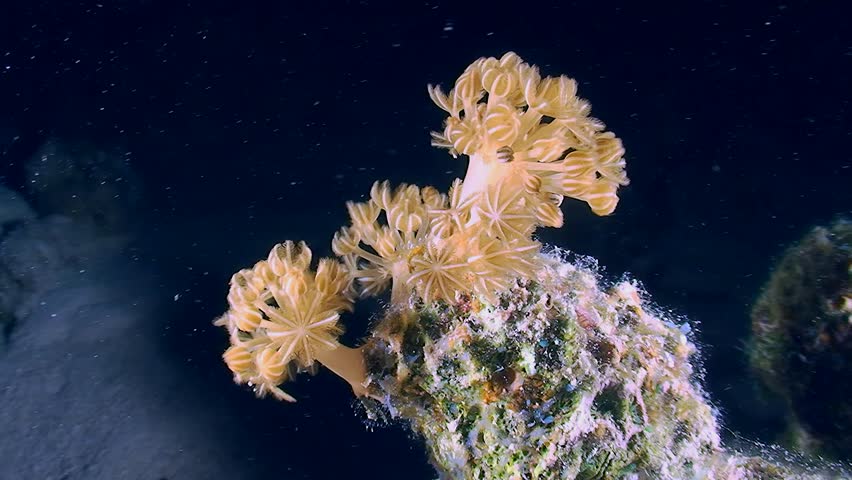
<box><xmin>215</xmin><ymin>52</ymin><xmax>629</xmax><ymax>403</ymax></box>
<box><xmin>213</xmin><ymin>52</ymin><xmax>833</xmax><ymax>479</ymax></box>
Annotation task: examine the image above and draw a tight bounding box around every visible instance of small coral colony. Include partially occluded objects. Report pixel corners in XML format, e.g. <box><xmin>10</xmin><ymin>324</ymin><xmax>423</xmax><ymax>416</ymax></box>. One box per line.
<box><xmin>214</xmin><ymin>52</ymin><xmax>629</xmax><ymax>403</ymax></box>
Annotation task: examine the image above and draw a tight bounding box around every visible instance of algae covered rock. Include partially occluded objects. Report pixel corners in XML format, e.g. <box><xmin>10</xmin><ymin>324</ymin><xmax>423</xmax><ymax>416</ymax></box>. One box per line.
<box><xmin>749</xmin><ymin>218</ymin><xmax>852</xmax><ymax>459</ymax></box>
<box><xmin>361</xmin><ymin>251</ymin><xmax>826</xmax><ymax>479</ymax></box>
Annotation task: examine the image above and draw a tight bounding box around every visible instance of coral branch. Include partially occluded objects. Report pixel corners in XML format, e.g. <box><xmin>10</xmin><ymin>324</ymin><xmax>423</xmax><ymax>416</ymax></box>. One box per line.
<box><xmin>313</xmin><ymin>344</ymin><xmax>369</xmax><ymax>398</ymax></box>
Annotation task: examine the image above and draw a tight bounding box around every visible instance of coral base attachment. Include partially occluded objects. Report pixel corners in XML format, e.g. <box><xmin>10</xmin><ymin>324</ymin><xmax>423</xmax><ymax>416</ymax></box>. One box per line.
<box><xmin>360</xmin><ymin>252</ymin><xmax>835</xmax><ymax>480</ymax></box>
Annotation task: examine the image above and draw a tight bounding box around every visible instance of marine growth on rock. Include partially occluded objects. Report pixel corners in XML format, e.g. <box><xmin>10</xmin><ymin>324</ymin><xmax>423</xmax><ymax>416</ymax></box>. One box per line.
<box><xmin>213</xmin><ymin>53</ymin><xmax>844</xmax><ymax>479</ymax></box>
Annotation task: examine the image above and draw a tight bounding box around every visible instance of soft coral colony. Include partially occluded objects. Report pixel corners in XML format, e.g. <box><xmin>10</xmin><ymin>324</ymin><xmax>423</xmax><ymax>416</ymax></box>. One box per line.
<box><xmin>214</xmin><ymin>52</ymin><xmax>629</xmax><ymax>402</ymax></box>
<box><xmin>212</xmin><ymin>54</ymin><xmax>824</xmax><ymax>479</ymax></box>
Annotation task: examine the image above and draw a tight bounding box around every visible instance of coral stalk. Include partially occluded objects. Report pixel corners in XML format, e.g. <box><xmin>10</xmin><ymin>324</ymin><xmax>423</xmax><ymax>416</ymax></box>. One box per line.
<box><xmin>314</xmin><ymin>344</ymin><xmax>369</xmax><ymax>398</ymax></box>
